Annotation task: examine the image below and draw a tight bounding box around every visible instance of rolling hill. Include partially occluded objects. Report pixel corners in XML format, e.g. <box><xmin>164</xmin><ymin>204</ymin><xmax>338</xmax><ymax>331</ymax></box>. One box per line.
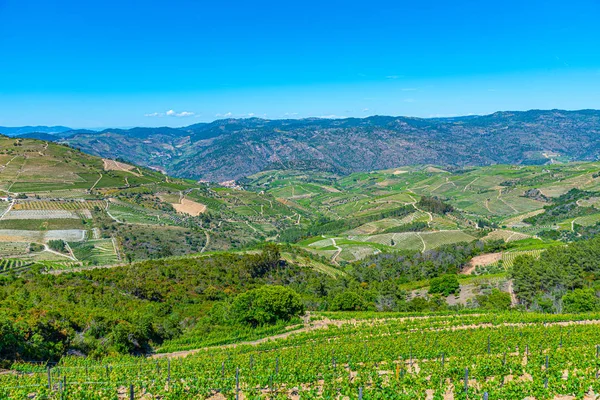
<box><xmin>63</xmin><ymin>109</ymin><xmax>600</xmax><ymax>181</ymax></box>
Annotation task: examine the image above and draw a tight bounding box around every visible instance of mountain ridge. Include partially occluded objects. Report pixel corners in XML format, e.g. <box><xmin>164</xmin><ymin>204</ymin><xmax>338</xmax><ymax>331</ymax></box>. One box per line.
<box><xmin>5</xmin><ymin>109</ymin><xmax>600</xmax><ymax>181</ymax></box>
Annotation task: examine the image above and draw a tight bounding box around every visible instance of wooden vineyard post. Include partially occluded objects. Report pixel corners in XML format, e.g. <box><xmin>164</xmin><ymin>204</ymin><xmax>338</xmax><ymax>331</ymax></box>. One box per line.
<box><xmin>487</xmin><ymin>335</ymin><xmax>490</xmax><ymax>354</ymax></box>
<box><xmin>483</xmin><ymin>392</ymin><xmax>488</xmax><ymax>400</ymax></box>
<box><xmin>167</xmin><ymin>359</ymin><xmax>171</xmax><ymax>390</ymax></box>
<box><xmin>276</xmin><ymin>357</ymin><xmax>279</xmax><ymax>375</ymax></box>
<box><xmin>47</xmin><ymin>366</ymin><xmax>52</xmax><ymax>390</ymax></box>
<box><xmin>130</xmin><ymin>384</ymin><xmax>134</xmax><ymax>400</ymax></box>
<box><xmin>235</xmin><ymin>367</ymin><xmax>240</xmax><ymax>400</ymax></box>
<box><xmin>358</xmin><ymin>386</ymin><xmax>363</xmax><ymax>400</ymax></box>
<box><xmin>441</xmin><ymin>352</ymin><xmax>445</xmax><ymax>368</ymax></box>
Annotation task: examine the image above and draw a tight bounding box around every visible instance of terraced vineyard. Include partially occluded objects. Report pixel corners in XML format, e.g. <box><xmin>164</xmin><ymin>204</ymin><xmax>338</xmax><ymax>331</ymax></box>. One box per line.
<box><xmin>499</xmin><ymin>249</ymin><xmax>545</xmax><ymax>268</ymax></box>
<box><xmin>13</xmin><ymin>200</ymin><xmax>106</xmax><ymax>210</ymax></box>
<box><xmin>5</xmin><ymin>312</ymin><xmax>600</xmax><ymax>399</ymax></box>
<box><xmin>0</xmin><ymin>258</ymin><xmax>32</xmax><ymax>274</ymax></box>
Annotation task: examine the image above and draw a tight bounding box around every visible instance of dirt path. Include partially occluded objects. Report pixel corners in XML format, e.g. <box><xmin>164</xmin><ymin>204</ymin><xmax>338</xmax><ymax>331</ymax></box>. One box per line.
<box><xmin>111</xmin><ymin>236</ymin><xmax>122</xmax><ymax>262</ymax></box>
<box><xmin>0</xmin><ymin>200</ymin><xmax>15</xmax><ymax>220</ymax></box>
<box><xmin>43</xmin><ymin>244</ymin><xmax>77</xmax><ymax>261</ymax></box>
<box><xmin>331</xmin><ymin>238</ymin><xmax>342</xmax><ymax>264</ymax></box>
<box><xmin>201</xmin><ymin>229</ymin><xmax>210</xmax><ymax>253</ymax></box>
<box><xmin>417</xmin><ymin>232</ymin><xmax>426</xmax><ymax>252</ymax></box>
<box><xmin>151</xmin><ymin>314</ymin><xmax>468</xmax><ymax>359</ymax></box>
<box><xmin>462</xmin><ymin>253</ymin><xmax>503</xmax><ymax>274</ymax></box>
<box><xmin>407</xmin><ymin>194</ymin><xmax>433</xmax><ymax>228</ymax></box>
<box><xmin>89</xmin><ymin>173</ymin><xmax>103</xmax><ymax>191</ymax></box>
<box><xmin>463</xmin><ymin>177</ymin><xmax>478</xmax><ymax>192</ymax></box>
<box><xmin>151</xmin><ymin>318</ymin><xmax>343</xmax><ymax>359</ymax></box>
<box><xmin>63</xmin><ymin>241</ymin><xmax>77</xmax><ymax>261</ymax></box>
<box><xmin>151</xmin><ymin>313</ymin><xmax>600</xmax><ymax>360</ymax></box>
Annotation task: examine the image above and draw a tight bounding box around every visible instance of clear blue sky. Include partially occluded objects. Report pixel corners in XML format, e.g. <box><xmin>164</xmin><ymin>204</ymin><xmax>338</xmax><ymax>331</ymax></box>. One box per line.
<box><xmin>0</xmin><ymin>0</ymin><xmax>599</xmax><ymax>128</ymax></box>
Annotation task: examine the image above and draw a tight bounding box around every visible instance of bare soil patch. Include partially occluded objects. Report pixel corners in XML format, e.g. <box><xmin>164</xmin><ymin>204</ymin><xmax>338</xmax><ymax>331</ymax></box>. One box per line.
<box><xmin>103</xmin><ymin>159</ymin><xmax>140</xmax><ymax>176</ymax></box>
<box><xmin>172</xmin><ymin>198</ymin><xmax>207</xmax><ymax>216</ymax></box>
<box><xmin>462</xmin><ymin>252</ymin><xmax>503</xmax><ymax>275</ymax></box>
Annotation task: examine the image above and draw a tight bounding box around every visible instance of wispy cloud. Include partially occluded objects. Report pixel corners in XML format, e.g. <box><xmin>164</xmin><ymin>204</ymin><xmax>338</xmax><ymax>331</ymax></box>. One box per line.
<box><xmin>318</xmin><ymin>114</ymin><xmax>346</xmax><ymax>119</ymax></box>
<box><xmin>362</xmin><ymin>108</ymin><xmax>369</xmax><ymax>112</ymax></box>
<box><xmin>215</xmin><ymin>112</ymin><xmax>233</xmax><ymax>118</ymax></box>
<box><xmin>145</xmin><ymin>109</ymin><xmax>195</xmax><ymax>117</ymax></box>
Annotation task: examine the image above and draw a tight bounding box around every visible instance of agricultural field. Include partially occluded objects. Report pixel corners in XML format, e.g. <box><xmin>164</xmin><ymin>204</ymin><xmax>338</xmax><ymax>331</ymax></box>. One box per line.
<box><xmin>69</xmin><ymin>239</ymin><xmax>120</xmax><ymax>266</ymax></box>
<box><xmin>498</xmin><ymin>249</ymin><xmax>545</xmax><ymax>269</ymax></box>
<box><xmin>6</xmin><ymin>312</ymin><xmax>600</xmax><ymax>399</ymax></box>
<box><xmin>240</xmin><ymin>162</ymin><xmax>600</xmax><ymax>264</ymax></box>
<box><xmin>4</xmin><ymin>138</ymin><xmax>600</xmax><ymax>272</ymax></box>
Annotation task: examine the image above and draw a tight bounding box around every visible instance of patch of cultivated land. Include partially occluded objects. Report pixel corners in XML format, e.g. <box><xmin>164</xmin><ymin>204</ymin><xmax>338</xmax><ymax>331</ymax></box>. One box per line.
<box><xmin>482</xmin><ymin>229</ymin><xmax>531</xmax><ymax>242</ymax></box>
<box><xmin>103</xmin><ymin>159</ymin><xmax>140</xmax><ymax>176</ymax></box>
<box><xmin>13</xmin><ymin>200</ymin><xmax>105</xmax><ymax>210</ymax></box>
<box><xmin>0</xmin><ymin>229</ymin><xmax>86</xmax><ymax>242</ymax></box>
<box><xmin>2</xmin><ymin>209</ymin><xmax>85</xmax><ymax>220</ymax></box>
<box><xmin>172</xmin><ymin>197</ymin><xmax>207</xmax><ymax>216</ymax></box>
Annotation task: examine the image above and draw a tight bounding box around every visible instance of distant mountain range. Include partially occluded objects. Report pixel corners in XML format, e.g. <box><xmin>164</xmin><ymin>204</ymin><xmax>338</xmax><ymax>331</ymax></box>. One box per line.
<box><xmin>5</xmin><ymin>109</ymin><xmax>600</xmax><ymax>181</ymax></box>
<box><xmin>0</xmin><ymin>125</ymin><xmax>73</xmax><ymax>136</ymax></box>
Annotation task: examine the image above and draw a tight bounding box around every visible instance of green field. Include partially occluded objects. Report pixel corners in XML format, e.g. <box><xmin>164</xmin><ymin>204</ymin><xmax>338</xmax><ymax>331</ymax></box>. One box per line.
<box><xmin>5</xmin><ymin>312</ymin><xmax>600</xmax><ymax>399</ymax></box>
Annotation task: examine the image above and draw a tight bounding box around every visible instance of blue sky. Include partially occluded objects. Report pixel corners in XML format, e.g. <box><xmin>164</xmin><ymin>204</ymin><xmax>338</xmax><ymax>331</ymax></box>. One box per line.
<box><xmin>0</xmin><ymin>0</ymin><xmax>599</xmax><ymax>128</ymax></box>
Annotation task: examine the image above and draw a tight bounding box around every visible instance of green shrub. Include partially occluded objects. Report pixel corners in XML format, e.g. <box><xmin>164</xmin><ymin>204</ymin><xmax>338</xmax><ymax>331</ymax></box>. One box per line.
<box><xmin>330</xmin><ymin>291</ymin><xmax>366</xmax><ymax>311</ymax></box>
<box><xmin>231</xmin><ymin>285</ymin><xmax>305</xmax><ymax>326</ymax></box>
<box><xmin>475</xmin><ymin>289</ymin><xmax>512</xmax><ymax>310</ymax></box>
<box><xmin>429</xmin><ymin>274</ymin><xmax>460</xmax><ymax>297</ymax></box>
<box><xmin>562</xmin><ymin>288</ymin><xmax>599</xmax><ymax>313</ymax></box>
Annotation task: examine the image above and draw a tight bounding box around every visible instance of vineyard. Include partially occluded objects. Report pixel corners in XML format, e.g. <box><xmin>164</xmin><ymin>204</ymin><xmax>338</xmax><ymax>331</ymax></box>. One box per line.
<box><xmin>498</xmin><ymin>250</ymin><xmax>545</xmax><ymax>269</ymax></box>
<box><xmin>13</xmin><ymin>200</ymin><xmax>106</xmax><ymax>211</ymax></box>
<box><xmin>0</xmin><ymin>258</ymin><xmax>32</xmax><ymax>274</ymax></box>
<box><xmin>4</xmin><ymin>312</ymin><xmax>600</xmax><ymax>399</ymax></box>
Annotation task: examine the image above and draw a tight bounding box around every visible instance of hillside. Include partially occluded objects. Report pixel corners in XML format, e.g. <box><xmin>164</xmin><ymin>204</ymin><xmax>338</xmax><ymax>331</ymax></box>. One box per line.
<box><xmin>64</xmin><ymin>109</ymin><xmax>600</xmax><ymax>181</ymax></box>
<box><xmin>0</xmin><ymin>137</ymin><xmax>304</xmax><ymax>274</ymax></box>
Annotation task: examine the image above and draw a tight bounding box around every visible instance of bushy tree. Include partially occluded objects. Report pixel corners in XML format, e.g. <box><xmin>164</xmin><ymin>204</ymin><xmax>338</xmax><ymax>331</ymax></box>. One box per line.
<box><xmin>231</xmin><ymin>285</ymin><xmax>305</xmax><ymax>326</ymax></box>
<box><xmin>330</xmin><ymin>291</ymin><xmax>366</xmax><ymax>311</ymax></box>
<box><xmin>429</xmin><ymin>274</ymin><xmax>460</xmax><ymax>296</ymax></box>
<box><xmin>475</xmin><ymin>289</ymin><xmax>511</xmax><ymax>310</ymax></box>
<box><xmin>562</xmin><ymin>288</ymin><xmax>599</xmax><ymax>313</ymax></box>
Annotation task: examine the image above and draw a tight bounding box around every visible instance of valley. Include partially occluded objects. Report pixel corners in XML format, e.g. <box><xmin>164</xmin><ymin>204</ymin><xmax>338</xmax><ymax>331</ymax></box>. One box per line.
<box><xmin>3</xmin><ymin>134</ymin><xmax>600</xmax><ymax>399</ymax></box>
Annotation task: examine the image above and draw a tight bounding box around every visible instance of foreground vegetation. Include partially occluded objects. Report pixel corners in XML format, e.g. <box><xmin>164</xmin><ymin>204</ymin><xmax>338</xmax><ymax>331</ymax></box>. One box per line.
<box><xmin>4</xmin><ymin>312</ymin><xmax>600</xmax><ymax>399</ymax></box>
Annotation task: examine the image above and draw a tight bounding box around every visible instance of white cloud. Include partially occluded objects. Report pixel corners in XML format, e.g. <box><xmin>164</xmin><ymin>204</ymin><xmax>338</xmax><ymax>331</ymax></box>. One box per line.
<box><xmin>145</xmin><ymin>109</ymin><xmax>195</xmax><ymax>118</ymax></box>
<box><xmin>216</xmin><ymin>112</ymin><xmax>233</xmax><ymax>118</ymax></box>
<box><xmin>362</xmin><ymin>108</ymin><xmax>369</xmax><ymax>112</ymax></box>
<box><xmin>318</xmin><ymin>114</ymin><xmax>346</xmax><ymax>119</ymax></box>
